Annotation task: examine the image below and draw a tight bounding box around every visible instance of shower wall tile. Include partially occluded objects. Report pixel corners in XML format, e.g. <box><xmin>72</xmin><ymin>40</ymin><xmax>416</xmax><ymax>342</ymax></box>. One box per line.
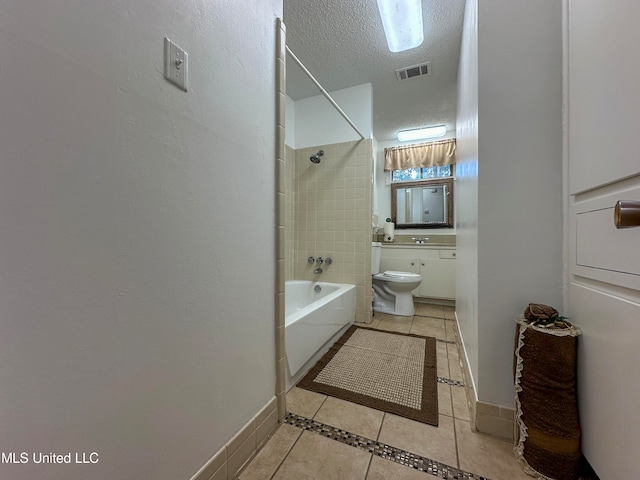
<box><xmin>277</xmin><ymin>259</ymin><xmax>285</xmax><ymax>295</ymax></box>
<box><xmin>276</xmin><ymin>19</ymin><xmax>287</xmax><ymax>422</ymax></box>
<box><xmin>275</xmin><ymin>192</ymin><xmax>285</xmax><ymax>227</ymax></box>
<box><xmin>293</xmin><ymin>139</ymin><xmax>373</xmax><ymax>324</ymax></box>
<box><xmin>276</xmin><ymin>226</ymin><xmax>285</xmax><ymax>268</ymax></box>
<box><xmin>276</xmin><ymin>59</ymin><xmax>285</xmax><ymax>101</ymax></box>
<box><xmin>284</xmin><ymin>145</ymin><xmax>296</xmax><ymax>280</ymax></box>
<box><xmin>276</xmin><ymin>152</ymin><xmax>285</xmax><ymax>194</ymax></box>
<box><xmin>277</xmin><ymin>93</ymin><xmax>286</xmax><ymax>130</ymax></box>
<box><xmin>276</xmin><ymin>291</ymin><xmax>285</xmax><ymax>328</ymax></box>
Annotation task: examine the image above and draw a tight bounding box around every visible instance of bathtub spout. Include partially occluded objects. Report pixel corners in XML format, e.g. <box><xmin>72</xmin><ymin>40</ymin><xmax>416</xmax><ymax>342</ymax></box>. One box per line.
<box><xmin>313</xmin><ymin>267</ymin><xmax>323</xmax><ymax>274</ymax></box>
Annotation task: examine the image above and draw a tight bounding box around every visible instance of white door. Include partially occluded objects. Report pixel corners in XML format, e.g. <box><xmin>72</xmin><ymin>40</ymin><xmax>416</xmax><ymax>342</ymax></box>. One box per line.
<box><xmin>567</xmin><ymin>1</ymin><xmax>640</xmax><ymax>477</ymax></box>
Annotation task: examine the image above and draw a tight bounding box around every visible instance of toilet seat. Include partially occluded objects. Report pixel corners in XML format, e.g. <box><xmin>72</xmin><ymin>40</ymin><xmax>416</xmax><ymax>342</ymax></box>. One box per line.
<box><xmin>373</xmin><ymin>271</ymin><xmax>422</xmax><ymax>283</ymax></box>
<box><xmin>383</xmin><ymin>271</ymin><xmax>421</xmax><ymax>279</ymax></box>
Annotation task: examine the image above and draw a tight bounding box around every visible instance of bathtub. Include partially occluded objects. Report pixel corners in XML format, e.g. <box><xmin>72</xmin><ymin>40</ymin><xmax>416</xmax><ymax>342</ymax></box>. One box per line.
<box><xmin>285</xmin><ymin>280</ymin><xmax>356</xmax><ymax>389</ymax></box>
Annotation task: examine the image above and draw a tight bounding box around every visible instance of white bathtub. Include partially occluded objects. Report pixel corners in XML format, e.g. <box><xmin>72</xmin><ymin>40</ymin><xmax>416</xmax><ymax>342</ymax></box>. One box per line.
<box><xmin>285</xmin><ymin>280</ymin><xmax>356</xmax><ymax>389</ymax></box>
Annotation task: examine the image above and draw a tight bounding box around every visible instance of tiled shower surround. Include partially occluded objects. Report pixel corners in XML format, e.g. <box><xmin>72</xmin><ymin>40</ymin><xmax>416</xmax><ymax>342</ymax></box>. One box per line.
<box><xmin>284</xmin><ymin>144</ymin><xmax>296</xmax><ymax>281</ymax></box>
<box><xmin>285</xmin><ymin>139</ymin><xmax>373</xmax><ymax>324</ymax></box>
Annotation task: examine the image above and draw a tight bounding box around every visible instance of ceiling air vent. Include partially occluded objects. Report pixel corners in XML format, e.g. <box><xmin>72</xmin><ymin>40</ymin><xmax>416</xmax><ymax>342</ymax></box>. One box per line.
<box><xmin>395</xmin><ymin>62</ymin><xmax>430</xmax><ymax>81</ymax></box>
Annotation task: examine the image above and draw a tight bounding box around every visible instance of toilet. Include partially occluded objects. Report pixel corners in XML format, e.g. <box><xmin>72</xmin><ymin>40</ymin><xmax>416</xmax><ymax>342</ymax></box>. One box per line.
<box><xmin>371</xmin><ymin>242</ymin><xmax>422</xmax><ymax>316</ymax></box>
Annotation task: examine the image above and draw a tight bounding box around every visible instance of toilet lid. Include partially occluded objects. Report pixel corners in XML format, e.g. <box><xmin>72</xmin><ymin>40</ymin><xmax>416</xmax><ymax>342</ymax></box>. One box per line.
<box><xmin>383</xmin><ymin>271</ymin><xmax>421</xmax><ymax>279</ymax></box>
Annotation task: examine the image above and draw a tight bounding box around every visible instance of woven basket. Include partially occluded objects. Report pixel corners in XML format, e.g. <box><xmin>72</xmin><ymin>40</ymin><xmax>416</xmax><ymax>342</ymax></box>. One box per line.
<box><xmin>514</xmin><ymin>316</ymin><xmax>582</xmax><ymax>480</ymax></box>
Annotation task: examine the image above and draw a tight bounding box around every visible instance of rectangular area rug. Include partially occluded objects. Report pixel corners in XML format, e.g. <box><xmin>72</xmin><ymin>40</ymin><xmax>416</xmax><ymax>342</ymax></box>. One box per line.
<box><xmin>297</xmin><ymin>325</ymin><xmax>438</xmax><ymax>426</ymax></box>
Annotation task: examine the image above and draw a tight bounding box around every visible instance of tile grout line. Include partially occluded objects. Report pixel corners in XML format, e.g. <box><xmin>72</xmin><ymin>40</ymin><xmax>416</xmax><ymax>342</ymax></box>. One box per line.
<box><xmin>363</xmin><ymin>447</ymin><xmax>375</xmax><ymax>479</ymax></box>
<box><xmin>375</xmin><ymin>412</ymin><xmax>386</xmax><ymax>442</ymax></box>
<box><xmin>283</xmin><ymin>412</ymin><xmax>490</xmax><ymax>480</ymax></box>
<box><xmin>314</xmin><ymin>394</ymin><xmax>330</xmax><ymax>417</ymax></box>
<box><xmin>272</xmin><ymin>389</ymin><xmax>333</xmax><ymax>480</ymax></box>
<box><xmin>452</xmin><ymin>414</ymin><xmax>462</xmax><ymax>472</ymax></box>
<box><xmin>262</xmin><ymin>423</ymin><xmax>304</xmax><ymax>480</ymax></box>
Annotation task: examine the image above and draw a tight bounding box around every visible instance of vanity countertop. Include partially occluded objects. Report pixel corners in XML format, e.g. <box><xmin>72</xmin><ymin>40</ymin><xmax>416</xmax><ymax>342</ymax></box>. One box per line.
<box><xmin>380</xmin><ymin>242</ymin><xmax>456</xmax><ymax>248</ymax></box>
<box><xmin>373</xmin><ymin>233</ymin><xmax>456</xmax><ymax>248</ymax></box>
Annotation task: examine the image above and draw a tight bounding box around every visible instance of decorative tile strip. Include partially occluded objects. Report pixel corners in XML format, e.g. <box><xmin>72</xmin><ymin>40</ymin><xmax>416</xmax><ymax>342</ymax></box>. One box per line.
<box><xmin>437</xmin><ymin>377</ymin><xmax>465</xmax><ymax>387</ymax></box>
<box><xmin>284</xmin><ymin>412</ymin><xmax>489</xmax><ymax>479</ymax></box>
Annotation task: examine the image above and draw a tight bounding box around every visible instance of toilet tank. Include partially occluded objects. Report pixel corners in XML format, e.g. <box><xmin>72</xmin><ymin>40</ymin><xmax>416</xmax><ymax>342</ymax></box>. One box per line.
<box><xmin>371</xmin><ymin>242</ymin><xmax>381</xmax><ymax>274</ymax></box>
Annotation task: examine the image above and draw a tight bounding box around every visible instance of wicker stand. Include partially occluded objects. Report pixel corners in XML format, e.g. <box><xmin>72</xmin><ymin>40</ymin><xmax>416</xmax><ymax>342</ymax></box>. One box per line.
<box><xmin>513</xmin><ymin>317</ymin><xmax>582</xmax><ymax>480</ymax></box>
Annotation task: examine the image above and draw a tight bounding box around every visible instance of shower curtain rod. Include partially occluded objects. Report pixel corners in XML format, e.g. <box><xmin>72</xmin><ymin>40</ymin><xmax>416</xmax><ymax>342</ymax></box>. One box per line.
<box><xmin>285</xmin><ymin>46</ymin><xmax>366</xmax><ymax>140</ymax></box>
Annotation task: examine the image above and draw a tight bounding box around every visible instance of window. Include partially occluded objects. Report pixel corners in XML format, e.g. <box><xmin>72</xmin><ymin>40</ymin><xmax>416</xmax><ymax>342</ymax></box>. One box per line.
<box><xmin>391</xmin><ymin>165</ymin><xmax>452</xmax><ymax>182</ymax></box>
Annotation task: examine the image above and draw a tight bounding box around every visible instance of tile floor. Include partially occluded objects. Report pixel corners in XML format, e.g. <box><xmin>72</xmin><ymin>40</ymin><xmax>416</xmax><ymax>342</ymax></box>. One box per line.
<box><xmin>239</xmin><ymin>303</ymin><xmax>532</xmax><ymax>480</ymax></box>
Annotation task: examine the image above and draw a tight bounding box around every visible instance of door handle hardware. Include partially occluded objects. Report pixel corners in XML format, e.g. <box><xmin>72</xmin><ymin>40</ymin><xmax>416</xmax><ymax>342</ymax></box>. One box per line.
<box><xmin>613</xmin><ymin>200</ymin><xmax>640</xmax><ymax>228</ymax></box>
<box><xmin>614</xmin><ymin>200</ymin><xmax>640</xmax><ymax>228</ymax></box>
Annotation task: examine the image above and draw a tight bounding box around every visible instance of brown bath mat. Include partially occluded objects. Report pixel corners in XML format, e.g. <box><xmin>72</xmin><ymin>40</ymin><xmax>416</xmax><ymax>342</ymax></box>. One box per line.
<box><xmin>297</xmin><ymin>326</ymin><xmax>438</xmax><ymax>426</ymax></box>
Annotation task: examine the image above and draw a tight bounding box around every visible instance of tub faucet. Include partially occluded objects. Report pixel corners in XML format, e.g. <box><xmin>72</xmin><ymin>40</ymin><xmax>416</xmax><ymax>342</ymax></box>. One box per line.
<box><xmin>313</xmin><ymin>267</ymin><xmax>323</xmax><ymax>274</ymax></box>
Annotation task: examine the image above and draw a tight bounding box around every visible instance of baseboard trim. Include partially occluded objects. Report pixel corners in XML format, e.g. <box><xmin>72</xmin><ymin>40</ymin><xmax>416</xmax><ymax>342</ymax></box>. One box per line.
<box><xmin>191</xmin><ymin>396</ymin><xmax>278</xmax><ymax>480</ymax></box>
<box><xmin>454</xmin><ymin>312</ymin><xmax>514</xmax><ymax>441</ymax></box>
<box><xmin>414</xmin><ymin>297</ymin><xmax>455</xmax><ymax>307</ymax></box>
<box><xmin>454</xmin><ymin>311</ymin><xmax>477</xmax><ymax>429</ymax></box>
<box><xmin>475</xmin><ymin>401</ymin><xmax>515</xmax><ymax>441</ymax></box>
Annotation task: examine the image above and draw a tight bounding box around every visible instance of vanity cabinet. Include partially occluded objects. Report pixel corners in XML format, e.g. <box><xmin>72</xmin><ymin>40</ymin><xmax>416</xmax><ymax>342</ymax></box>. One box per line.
<box><xmin>379</xmin><ymin>246</ymin><xmax>456</xmax><ymax>300</ymax></box>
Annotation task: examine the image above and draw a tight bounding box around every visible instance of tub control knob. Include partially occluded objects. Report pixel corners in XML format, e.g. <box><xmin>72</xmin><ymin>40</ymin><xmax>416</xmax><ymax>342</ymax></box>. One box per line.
<box><xmin>316</xmin><ymin>257</ymin><xmax>323</xmax><ymax>264</ymax></box>
<box><xmin>325</xmin><ymin>257</ymin><xmax>332</xmax><ymax>265</ymax></box>
<box><xmin>308</xmin><ymin>256</ymin><xmax>315</xmax><ymax>264</ymax></box>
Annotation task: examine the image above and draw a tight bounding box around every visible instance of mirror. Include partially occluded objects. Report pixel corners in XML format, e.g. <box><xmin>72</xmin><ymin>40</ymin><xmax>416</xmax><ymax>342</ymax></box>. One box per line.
<box><xmin>391</xmin><ymin>178</ymin><xmax>454</xmax><ymax>228</ymax></box>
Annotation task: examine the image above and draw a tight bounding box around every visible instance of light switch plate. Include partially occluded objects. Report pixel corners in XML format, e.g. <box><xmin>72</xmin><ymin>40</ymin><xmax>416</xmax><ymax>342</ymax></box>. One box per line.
<box><xmin>164</xmin><ymin>37</ymin><xmax>188</xmax><ymax>91</ymax></box>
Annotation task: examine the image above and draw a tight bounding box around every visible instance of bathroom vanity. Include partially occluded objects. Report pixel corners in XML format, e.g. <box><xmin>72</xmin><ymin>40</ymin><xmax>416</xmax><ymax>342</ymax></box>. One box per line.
<box><xmin>379</xmin><ymin>244</ymin><xmax>456</xmax><ymax>300</ymax></box>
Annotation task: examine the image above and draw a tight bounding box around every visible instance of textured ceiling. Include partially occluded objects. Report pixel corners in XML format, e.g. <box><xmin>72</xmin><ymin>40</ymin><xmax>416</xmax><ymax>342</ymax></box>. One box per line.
<box><xmin>283</xmin><ymin>0</ymin><xmax>465</xmax><ymax>143</ymax></box>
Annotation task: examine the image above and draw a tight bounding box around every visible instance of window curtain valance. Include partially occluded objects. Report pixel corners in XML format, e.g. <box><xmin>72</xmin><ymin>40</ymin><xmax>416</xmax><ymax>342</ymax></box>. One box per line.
<box><xmin>384</xmin><ymin>139</ymin><xmax>456</xmax><ymax>171</ymax></box>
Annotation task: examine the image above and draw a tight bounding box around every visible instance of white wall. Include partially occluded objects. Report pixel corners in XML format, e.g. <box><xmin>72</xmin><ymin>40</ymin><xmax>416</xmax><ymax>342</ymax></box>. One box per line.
<box><xmin>288</xmin><ymin>83</ymin><xmax>372</xmax><ymax>149</ymax></box>
<box><xmin>0</xmin><ymin>1</ymin><xmax>280</xmax><ymax>479</ymax></box>
<box><xmin>456</xmin><ymin>0</ymin><xmax>563</xmax><ymax>407</ymax></box>
<box><xmin>455</xmin><ymin>0</ymin><xmax>480</xmax><ymax>391</ymax></box>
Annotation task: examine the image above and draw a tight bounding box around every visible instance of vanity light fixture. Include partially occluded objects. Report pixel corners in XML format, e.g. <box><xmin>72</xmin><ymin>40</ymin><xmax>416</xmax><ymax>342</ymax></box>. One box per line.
<box><xmin>376</xmin><ymin>0</ymin><xmax>424</xmax><ymax>53</ymax></box>
<box><xmin>397</xmin><ymin>125</ymin><xmax>447</xmax><ymax>142</ymax></box>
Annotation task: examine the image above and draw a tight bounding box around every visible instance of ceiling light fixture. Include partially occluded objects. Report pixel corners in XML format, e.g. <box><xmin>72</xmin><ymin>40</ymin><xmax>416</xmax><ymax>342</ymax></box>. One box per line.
<box><xmin>397</xmin><ymin>125</ymin><xmax>447</xmax><ymax>142</ymax></box>
<box><xmin>376</xmin><ymin>0</ymin><xmax>424</xmax><ymax>53</ymax></box>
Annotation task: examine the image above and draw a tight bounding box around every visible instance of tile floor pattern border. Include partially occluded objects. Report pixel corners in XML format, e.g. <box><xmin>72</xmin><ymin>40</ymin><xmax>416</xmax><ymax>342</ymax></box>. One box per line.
<box><xmin>437</xmin><ymin>377</ymin><xmax>465</xmax><ymax>387</ymax></box>
<box><xmin>283</xmin><ymin>412</ymin><xmax>490</xmax><ymax>480</ymax></box>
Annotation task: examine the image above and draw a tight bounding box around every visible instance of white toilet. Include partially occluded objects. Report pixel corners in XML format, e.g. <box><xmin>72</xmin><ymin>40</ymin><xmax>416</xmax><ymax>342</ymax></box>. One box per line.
<box><xmin>371</xmin><ymin>242</ymin><xmax>422</xmax><ymax>316</ymax></box>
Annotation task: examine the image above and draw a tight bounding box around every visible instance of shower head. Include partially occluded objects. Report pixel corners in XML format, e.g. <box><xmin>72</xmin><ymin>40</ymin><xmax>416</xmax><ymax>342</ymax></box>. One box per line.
<box><xmin>309</xmin><ymin>150</ymin><xmax>324</xmax><ymax>164</ymax></box>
